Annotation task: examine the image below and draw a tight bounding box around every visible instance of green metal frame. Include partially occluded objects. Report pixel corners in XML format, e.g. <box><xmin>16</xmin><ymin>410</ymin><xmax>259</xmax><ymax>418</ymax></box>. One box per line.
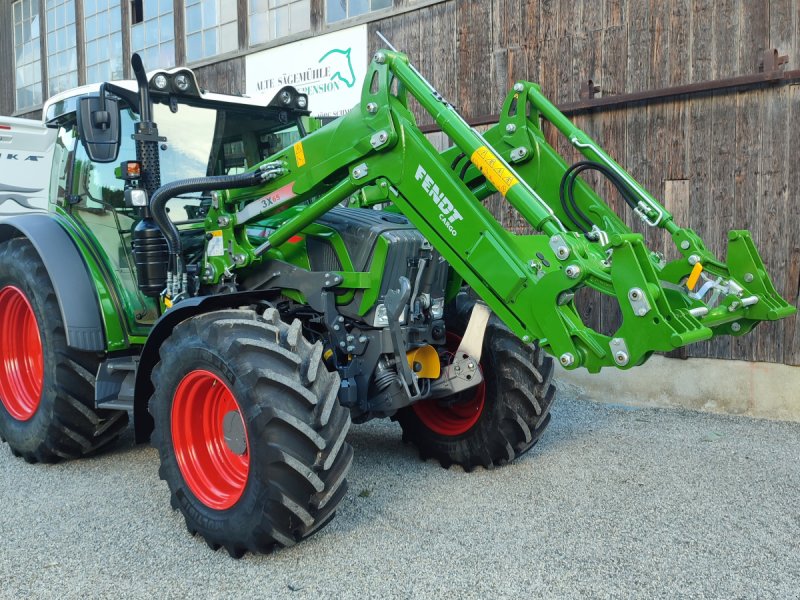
<box><xmin>199</xmin><ymin>49</ymin><xmax>793</xmax><ymax>372</ymax></box>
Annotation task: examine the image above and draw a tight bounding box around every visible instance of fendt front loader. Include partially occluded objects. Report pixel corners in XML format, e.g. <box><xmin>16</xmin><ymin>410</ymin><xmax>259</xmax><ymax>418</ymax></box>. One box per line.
<box><xmin>0</xmin><ymin>49</ymin><xmax>793</xmax><ymax>557</ymax></box>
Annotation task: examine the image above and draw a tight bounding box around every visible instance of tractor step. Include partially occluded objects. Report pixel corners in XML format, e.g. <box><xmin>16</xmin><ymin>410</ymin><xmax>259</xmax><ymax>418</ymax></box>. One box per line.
<box><xmin>95</xmin><ymin>356</ymin><xmax>138</xmax><ymax>411</ymax></box>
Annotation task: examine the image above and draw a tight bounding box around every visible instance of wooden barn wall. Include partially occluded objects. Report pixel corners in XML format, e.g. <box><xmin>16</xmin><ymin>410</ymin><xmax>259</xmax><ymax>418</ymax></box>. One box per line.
<box><xmin>193</xmin><ymin>57</ymin><xmax>247</xmax><ymax>97</ymax></box>
<box><xmin>369</xmin><ymin>0</ymin><xmax>800</xmax><ymax>367</ymax></box>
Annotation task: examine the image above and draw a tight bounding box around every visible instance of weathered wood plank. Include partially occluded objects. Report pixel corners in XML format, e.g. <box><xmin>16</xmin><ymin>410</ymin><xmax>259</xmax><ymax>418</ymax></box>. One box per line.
<box><xmin>738</xmin><ymin>0</ymin><xmax>768</xmax><ymax>73</ymax></box>
<box><xmin>456</xmin><ymin>0</ymin><xmax>493</xmax><ymax>117</ymax></box>
<box><xmin>712</xmin><ymin>0</ymin><xmax>739</xmax><ymax>79</ymax></box>
<box><xmin>432</xmin><ymin>2</ymin><xmax>458</xmax><ymax>110</ymax></box>
<box><xmin>649</xmin><ymin>0</ymin><xmax>670</xmax><ymax>89</ymax></box>
<box><xmin>604</xmin><ymin>0</ymin><xmax>624</xmax><ymax>29</ymax></box>
<box><xmin>686</xmin><ymin>93</ymin><xmax>714</xmax><ymax>358</ymax></box>
<box><xmin>706</xmin><ymin>92</ymin><xmax>737</xmax><ymax>359</ymax></box>
<box><xmin>625</xmin><ymin>0</ymin><xmax>650</xmax><ymax>93</ymax></box>
<box><xmin>782</xmin><ymin>83</ymin><xmax>800</xmax><ymax>365</ymax></box>
<box><xmin>731</xmin><ymin>89</ymin><xmax>762</xmax><ymax>361</ymax></box>
<box><xmin>754</xmin><ymin>85</ymin><xmax>790</xmax><ymax>363</ymax></box>
<box><xmin>770</xmin><ymin>0</ymin><xmax>793</xmax><ymax>55</ymax></box>
<box><xmin>669</xmin><ymin>0</ymin><xmax>692</xmax><ymax>87</ymax></box>
<box><xmin>582</xmin><ymin>0</ymin><xmax>605</xmax><ymax>33</ymax></box>
<box><xmin>539</xmin><ymin>0</ymin><xmax>559</xmax><ymax>40</ymax></box>
<box><xmin>691</xmin><ymin>0</ymin><xmax>714</xmax><ymax>82</ymax></box>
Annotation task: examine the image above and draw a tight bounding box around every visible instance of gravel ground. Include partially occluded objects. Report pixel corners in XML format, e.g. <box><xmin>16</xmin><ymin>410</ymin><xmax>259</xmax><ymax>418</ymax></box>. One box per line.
<box><xmin>1</xmin><ymin>392</ymin><xmax>799</xmax><ymax>599</ymax></box>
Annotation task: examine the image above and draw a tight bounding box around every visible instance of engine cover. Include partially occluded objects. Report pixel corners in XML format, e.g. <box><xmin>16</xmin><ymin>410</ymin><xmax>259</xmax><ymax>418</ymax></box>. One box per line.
<box><xmin>308</xmin><ymin>207</ymin><xmax>449</xmax><ymax>325</ymax></box>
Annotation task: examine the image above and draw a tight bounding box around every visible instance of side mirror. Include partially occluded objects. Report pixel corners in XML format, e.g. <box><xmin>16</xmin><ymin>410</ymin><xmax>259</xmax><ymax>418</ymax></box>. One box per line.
<box><xmin>77</xmin><ymin>95</ymin><xmax>121</xmax><ymax>163</ymax></box>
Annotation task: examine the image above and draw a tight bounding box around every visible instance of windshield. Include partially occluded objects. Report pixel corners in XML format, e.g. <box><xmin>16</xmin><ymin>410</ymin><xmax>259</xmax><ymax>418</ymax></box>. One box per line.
<box><xmin>71</xmin><ymin>99</ymin><xmax>302</xmax><ymax>223</ymax></box>
<box><xmin>152</xmin><ymin>101</ymin><xmax>302</xmax><ymax>220</ymax></box>
<box><xmin>153</xmin><ymin>102</ymin><xmax>301</xmax><ymax>178</ymax></box>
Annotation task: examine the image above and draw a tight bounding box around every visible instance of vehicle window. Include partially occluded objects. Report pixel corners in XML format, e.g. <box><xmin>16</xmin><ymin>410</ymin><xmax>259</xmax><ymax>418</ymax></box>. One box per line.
<box><xmin>74</xmin><ymin>100</ymin><xmax>304</xmax><ymax>222</ymax></box>
<box><xmin>72</xmin><ymin>108</ymin><xmax>137</xmax><ymax>213</ymax></box>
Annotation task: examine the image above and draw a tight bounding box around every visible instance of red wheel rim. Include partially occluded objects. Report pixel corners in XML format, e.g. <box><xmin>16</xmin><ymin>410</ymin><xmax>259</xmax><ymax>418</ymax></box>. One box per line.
<box><xmin>412</xmin><ymin>332</ymin><xmax>486</xmax><ymax>436</ymax></box>
<box><xmin>0</xmin><ymin>286</ymin><xmax>44</xmax><ymax>421</ymax></box>
<box><xmin>171</xmin><ymin>370</ymin><xmax>250</xmax><ymax>510</ymax></box>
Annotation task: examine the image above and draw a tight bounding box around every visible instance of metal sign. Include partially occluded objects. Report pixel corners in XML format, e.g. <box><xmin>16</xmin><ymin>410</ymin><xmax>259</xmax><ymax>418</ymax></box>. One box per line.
<box><xmin>246</xmin><ymin>25</ymin><xmax>368</xmax><ymax>118</ymax></box>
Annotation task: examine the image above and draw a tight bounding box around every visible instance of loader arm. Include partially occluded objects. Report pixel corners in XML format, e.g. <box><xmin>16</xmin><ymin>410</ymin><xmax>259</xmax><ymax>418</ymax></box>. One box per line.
<box><xmin>203</xmin><ymin>49</ymin><xmax>794</xmax><ymax>372</ymax></box>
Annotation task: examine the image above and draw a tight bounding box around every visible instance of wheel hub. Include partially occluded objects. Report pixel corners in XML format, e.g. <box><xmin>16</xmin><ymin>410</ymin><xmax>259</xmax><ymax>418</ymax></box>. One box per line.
<box><xmin>0</xmin><ymin>286</ymin><xmax>43</xmax><ymax>421</ymax></box>
<box><xmin>223</xmin><ymin>410</ymin><xmax>247</xmax><ymax>455</ymax></box>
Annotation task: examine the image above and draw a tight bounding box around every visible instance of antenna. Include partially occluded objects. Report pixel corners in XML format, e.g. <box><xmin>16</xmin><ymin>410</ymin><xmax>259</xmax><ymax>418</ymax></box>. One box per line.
<box><xmin>376</xmin><ymin>30</ymin><xmax>398</xmax><ymax>52</ymax></box>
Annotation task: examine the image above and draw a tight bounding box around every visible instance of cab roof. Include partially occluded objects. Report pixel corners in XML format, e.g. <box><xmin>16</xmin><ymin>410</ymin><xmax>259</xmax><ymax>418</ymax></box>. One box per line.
<box><xmin>43</xmin><ymin>66</ymin><xmax>309</xmax><ymax>124</ymax></box>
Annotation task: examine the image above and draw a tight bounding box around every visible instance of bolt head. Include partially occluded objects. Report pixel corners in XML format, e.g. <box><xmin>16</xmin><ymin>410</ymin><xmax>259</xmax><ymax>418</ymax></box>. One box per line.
<box><xmin>367</xmin><ymin>102</ymin><xmax>378</xmax><ymax>113</ymax></box>
<box><xmin>557</xmin><ymin>246</ymin><xmax>570</xmax><ymax>259</ymax></box>
<box><xmin>743</xmin><ymin>273</ymin><xmax>754</xmax><ymax>283</ymax></box>
<box><xmin>680</xmin><ymin>240</ymin><xmax>691</xmax><ymax>250</ymax></box>
<box><xmin>565</xmin><ymin>265</ymin><xmax>581</xmax><ymax>279</ymax></box>
<box><xmin>615</xmin><ymin>351</ymin><xmax>629</xmax><ymax>365</ymax></box>
<box><xmin>505</xmin><ymin>124</ymin><xmax>517</xmax><ymax>134</ymax></box>
<box><xmin>559</xmin><ymin>353</ymin><xmax>574</xmax><ymax>367</ymax></box>
<box><xmin>688</xmin><ymin>254</ymin><xmax>701</xmax><ymax>266</ymax></box>
<box><xmin>629</xmin><ymin>288</ymin><xmax>642</xmax><ymax>300</ymax></box>
<box><xmin>514</xmin><ymin>83</ymin><xmax>525</xmax><ymax>92</ymax></box>
<box><xmin>374</xmin><ymin>52</ymin><xmax>386</xmax><ymax>64</ymax></box>
<box><xmin>731</xmin><ymin>322</ymin><xmax>742</xmax><ymax>332</ymax></box>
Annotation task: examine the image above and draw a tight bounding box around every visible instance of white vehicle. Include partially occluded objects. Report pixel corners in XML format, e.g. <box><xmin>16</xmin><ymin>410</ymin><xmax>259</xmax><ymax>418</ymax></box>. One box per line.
<box><xmin>0</xmin><ymin>116</ymin><xmax>56</xmax><ymax>215</ymax></box>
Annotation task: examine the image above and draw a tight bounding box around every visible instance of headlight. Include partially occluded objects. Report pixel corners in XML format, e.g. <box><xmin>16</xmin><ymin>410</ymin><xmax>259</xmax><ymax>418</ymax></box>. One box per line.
<box><xmin>152</xmin><ymin>74</ymin><xmax>168</xmax><ymax>90</ymax></box>
<box><xmin>124</xmin><ymin>188</ymin><xmax>148</xmax><ymax>207</ymax></box>
<box><xmin>174</xmin><ymin>73</ymin><xmax>191</xmax><ymax>92</ymax></box>
<box><xmin>296</xmin><ymin>95</ymin><xmax>308</xmax><ymax>109</ymax></box>
<box><xmin>280</xmin><ymin>90</ymin><xmax>292</xmax><ymax>105</ymax></box>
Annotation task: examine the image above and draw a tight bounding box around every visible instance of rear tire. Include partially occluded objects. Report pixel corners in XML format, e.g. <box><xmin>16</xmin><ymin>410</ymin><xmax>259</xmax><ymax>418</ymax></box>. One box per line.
<box><xmin>0</xmin><ymin>238</ymin><xmax>128</xmax><ymax>462</ymax></box>
<box><xmin>149</xmin><ymin>308</ymin><xmax>353</xmax><ymax>558</ymax></box>
<box><xmin>396</xmin><ymin>293</ymin><xmax>555</xmax><ymax>470</ymax></box>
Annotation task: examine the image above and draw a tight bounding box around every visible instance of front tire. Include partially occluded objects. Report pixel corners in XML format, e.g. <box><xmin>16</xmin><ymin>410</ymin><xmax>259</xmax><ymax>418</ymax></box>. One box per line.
<box><xmin>396</xmin><ymin>293</ymin><xmax>556</xmax><ymax>470</ymax></box>
<box><xmin>149</xmin><ymin>308</ymin><xmax>353</xmax><ymax>557</ymax></box>
<box><xmin>0</xmin><ymin>238</ymin><xmax>128</xmax><ymax>463</ymax></box>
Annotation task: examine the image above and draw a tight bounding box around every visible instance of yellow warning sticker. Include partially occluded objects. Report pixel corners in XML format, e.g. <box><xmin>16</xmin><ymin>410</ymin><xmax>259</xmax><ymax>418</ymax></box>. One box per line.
<box><xmin>294</xmin><ymin>142</ymin><xmax>306</xmax><ymax>168</ymax></box>
<box><xmin>470</xmin><ymin>146</ymin><xmax>519</xmax><ymax>196</ymax></box>
<box><xmin>207</xmin><ymin>230</ymin><xmax>224</xmax><ymax>257</ymax></box>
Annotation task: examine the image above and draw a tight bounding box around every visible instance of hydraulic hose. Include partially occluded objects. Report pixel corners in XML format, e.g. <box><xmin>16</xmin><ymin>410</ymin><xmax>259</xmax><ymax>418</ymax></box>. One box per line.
<box><xmin>150</xmin><ymin>167</ymin><xmax>281</xmax><ymax>264</ymax></box>
<box><xmin>559</xmin><ymin>160</ymin><xmax>641</xmax><ymax>236</ymax></box>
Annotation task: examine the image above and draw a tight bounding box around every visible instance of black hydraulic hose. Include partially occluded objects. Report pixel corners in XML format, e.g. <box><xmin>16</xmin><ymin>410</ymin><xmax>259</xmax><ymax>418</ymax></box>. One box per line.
<box><xmin>450</xmin><ymin>152</ymin><xmax>466</xmax><ymax>171</ymax></box>
<box><xmin>459</xmin><ymin>159</ymin><xmax>473</xmax><ymax>181</ymax></box>
<box><xmin>150</xmin><ymin>171</ymin><xmax>268</xmax><ymax>263</ymax></box>
<box><xmin>559</xmin><ymin>160</ymin><xmax>641</xmax><ymax>236</ymax></box>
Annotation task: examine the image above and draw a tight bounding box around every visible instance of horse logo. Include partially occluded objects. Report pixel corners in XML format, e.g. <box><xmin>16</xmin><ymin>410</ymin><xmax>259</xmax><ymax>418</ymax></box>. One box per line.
<box><xmin>319</xmin><ymin>47</ymin><xmax>357</xmax><ymax>89</ymax></box>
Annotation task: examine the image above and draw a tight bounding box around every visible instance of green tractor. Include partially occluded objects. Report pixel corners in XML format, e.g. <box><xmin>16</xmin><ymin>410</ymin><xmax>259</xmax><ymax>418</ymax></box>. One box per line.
<box><xmin>0</xmin><ymin>49</ymin><xmax>793</xmax><ymax>557</ymax></box>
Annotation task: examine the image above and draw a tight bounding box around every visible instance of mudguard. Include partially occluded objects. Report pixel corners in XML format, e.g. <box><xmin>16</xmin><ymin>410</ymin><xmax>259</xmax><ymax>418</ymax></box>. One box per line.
<box><xmin>0</xmin><ymin>213</ymin><xmax>105</xmax><ymax>352</ymax></box>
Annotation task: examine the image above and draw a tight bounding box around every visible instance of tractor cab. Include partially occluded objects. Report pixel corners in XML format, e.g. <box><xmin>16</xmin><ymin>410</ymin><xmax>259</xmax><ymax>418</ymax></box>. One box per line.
<box><xmin>40</xmin><ymin>64</ymin><xmax>311</xmax><ymax>329</ymax></box>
